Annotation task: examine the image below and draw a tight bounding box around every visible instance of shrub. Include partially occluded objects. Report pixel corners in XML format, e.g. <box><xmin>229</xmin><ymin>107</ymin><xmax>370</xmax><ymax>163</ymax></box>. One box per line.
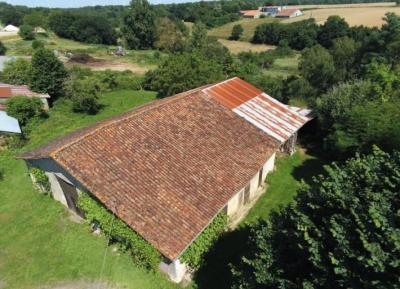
<box><xmin>230</xmin><ymin>24</ymin><xmax>244</xmax><ymax>41</ymax></box>
<box><xmin>0</xmin><ymin>41</ymin><xmax>6</xmax><ymax>55</ymax></box>
<box><xmin>5</xmin><ymin>96</ymin><xmax>45</xmax><ymax>127</ymax></box>
<box><xmin>32</xmin><ymin>39</ymin><xmax>45</xmax><ymax>50</ymax></box>
<box><xmin>19</xmin><ymin>24</ymin><xmax>35</xmax><ymax>40</ymax></box>
<box><xmin>65</xmin><ymin>77</ymin><xmax>101</xmax><ymax>115</ymax></box>
<box><xmin>181</xmin><ymin>212</ymin><xmax>227</xmax><ymax>269</ymax></box>
<box><xmin>78</xmin><ymin>191</ymin><xmax>161</xmax><ymax>270</ymax></box>
<box><xmin>0</xmin><ymin>58</ymin><xmax>31</xmax><ymax>85</ymax></box>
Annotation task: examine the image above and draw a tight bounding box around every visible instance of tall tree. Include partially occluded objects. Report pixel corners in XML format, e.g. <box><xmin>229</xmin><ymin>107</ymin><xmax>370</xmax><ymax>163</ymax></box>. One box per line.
<box><xmin>318</xmin><ymin>16</ymin><xmax>350</xmax><ymax>48</ymax></box>
<box><xmin>230</xmin><ymin>24</ymin><xmax>244</xmax><ymax>40</ymax></box>
<box><xmin>122</xmin><ymin>0</ymin><xmax>156</xmax><ymax>49</ymax></box>
<box><xmin>299</xmin><ymin>45</ymin><xmax>336</xmax><ymax>91</ymax></box>
<box><xmin>233</xmin><ymin>147</ymin><xmax>400</xmax><ymax>289</ymax></box>
<box><xmin>190</xmin><ymin>21</ymin><xmax>208</xmax><ymax>49</ymax></box>
<box><xmin>154</xmin><ymin>17</ymin><xmax>187</xmax><ymax>53</ymax></box>
<box><xmin>30</xmin><ymin>48</ymin><xmax>68</xmax><ymax>98</ymax></box>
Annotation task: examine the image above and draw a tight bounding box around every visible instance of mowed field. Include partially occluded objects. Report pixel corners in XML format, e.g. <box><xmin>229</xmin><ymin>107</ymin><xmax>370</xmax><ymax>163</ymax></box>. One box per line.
<box><xmin>217</xmin><ymin>39</ymin><xmax>275</xmax><ymax>54</ymax></box>
<box><xmin>285</xmin><ymin>6</ymin><xmax>400</xmax><ymax>26</ymax></box>
<box><xmin>209</xmin><ymin>3</ymin><xmax>400</xmax><ymax>40</ymax></box>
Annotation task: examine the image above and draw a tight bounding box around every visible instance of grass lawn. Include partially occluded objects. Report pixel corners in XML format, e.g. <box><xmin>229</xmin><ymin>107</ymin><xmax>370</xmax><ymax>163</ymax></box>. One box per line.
<box><xmin>263</xmin><ymin>54</ymin><xmax>300</xmax><ymax>78</ymax></box>
<box><xmin>217</xmin><ymin>39</ymin><xmax>275</xmax><ymax>54</ymax></box>
<box><xmin>243</xmin><ymin>148</ymin><xmax>326</xmax><ymax>224</ymax></box>
<box><xmin>0</xmin><ymin>90</ymin><xmax>187</xmax><ymax>289</ymax></box>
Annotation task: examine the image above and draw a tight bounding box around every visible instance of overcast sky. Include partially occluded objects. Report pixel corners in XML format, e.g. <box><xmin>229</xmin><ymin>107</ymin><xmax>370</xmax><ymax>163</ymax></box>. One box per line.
<box><xmin>3</xmin><ymin>0</ymin><xmax>202</xmax><ymax>8</ymax></box>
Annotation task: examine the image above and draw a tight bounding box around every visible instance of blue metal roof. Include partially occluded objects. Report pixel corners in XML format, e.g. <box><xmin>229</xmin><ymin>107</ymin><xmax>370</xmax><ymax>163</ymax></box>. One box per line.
<box><xmin>0</xmin><ymin>111</ymin><xmax>21</xmax><ymax>134</ymax></box>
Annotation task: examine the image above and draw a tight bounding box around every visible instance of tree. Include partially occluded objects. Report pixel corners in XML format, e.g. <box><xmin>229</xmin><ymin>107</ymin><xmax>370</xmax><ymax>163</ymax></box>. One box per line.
<box><xmin>122</xmin><ymin>0</ymin><xmax>156</xmax><ymax>49</ymax></box>
<box><xmin>154</xmin><ymin>17</ymin><xmax>187</xmax><ymax>53</ymax></box>
<box><xmin>330</xmin><ymin>36</ymin><xmax>360</xmax><ymax>82</ymax></box>
<box><xmin>233</xmin><ymin>147</ymin><xmax>400</xmax><ymax>289</ymax></box>
<box><xmin>299</xmin><ymin>45</ymin><xmax>336</xmax><ymax>91</ymax></box>
<box><xmin>143</xmin><ymin>52</ymin><xmax>225</xmax><ymax>98</ymax></box>
<box><xmin>230</xmin><ymin>24</ymin><xmax>244</xmax><ymax>40</ymax></box>
<box><xmin>190</xmin><ymin>21</ymin><xmax>208</xmax><ymax>49</ymax></box>
<box><xmin>19</xmin><ymin>25</ymin><xmax>35</xmax><ymax>40</ymax></box>
<box><xmin>23</xmin><ymin>11</ymin><xmax>46</xmax><ymax>28</ymax></box>
<box><xmin>65</xmin><ymin>77</ymin><xmax>101</xmax><ymax>115</ymax></box>
<box><xmin>0</xmin><ymin>41</ymin><xmax>6</xmax><ymax>55</ymax></box>
<box><xmin>283</xmin><ymin>76</ymin><xmax>316</xmax><ymax>104</ymax></box>
<box><xmin>318</xmin><ymin>16</ymin><xmax>350</xmax><ymax>48</ymax></box>
<box><xmin>30</xmin><ymin>48</ymin><xmax>68</xmax><ymax>98</ymax></box>
<box><xmin>6</xmin><ymin>96</ymin><xmax>45</xmax><ymax>127</ymax></box>
<box><xmin>1</xmin><ymin>58</ymin><xmax>31</xmax><ymax>85</ymax></box>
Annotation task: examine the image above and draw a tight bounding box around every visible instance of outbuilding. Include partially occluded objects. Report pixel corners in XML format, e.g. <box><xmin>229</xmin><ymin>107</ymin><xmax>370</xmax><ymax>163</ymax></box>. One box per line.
<box><xmin>19</xmin><ymin>78</ymin><xmax>312</xmax><ymax>283</ymax></box>
<box><xmin>2</xmin><ymin>24</ymin><xmax>19</xmax><ymax>32</ymax></box>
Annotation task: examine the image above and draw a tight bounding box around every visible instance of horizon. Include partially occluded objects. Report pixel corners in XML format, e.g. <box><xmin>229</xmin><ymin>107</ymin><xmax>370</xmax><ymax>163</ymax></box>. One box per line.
<box><xmin>3</xmin><ymin>0</ymin><xmax>209</xmax><ymax>8</ymax></box>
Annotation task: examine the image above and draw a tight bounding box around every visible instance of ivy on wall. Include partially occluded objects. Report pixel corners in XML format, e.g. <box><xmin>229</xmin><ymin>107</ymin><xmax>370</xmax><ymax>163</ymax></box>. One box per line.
<box><xmin>181</xmin><ymin>212</ymin><xmax>227</xmax><ymax>269</ymax></box>
<box><xmin>30</xmin><ymin>167</ymin><xmax>50</xmax><ymax>192</ymax></box>
<box><xmin>77</xmin><ymin>192</ymin><xmax>161</xmax><ymax>270</ymax></box>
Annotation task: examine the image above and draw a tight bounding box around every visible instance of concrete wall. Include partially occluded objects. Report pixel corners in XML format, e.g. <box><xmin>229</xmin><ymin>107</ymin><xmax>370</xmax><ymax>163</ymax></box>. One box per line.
<box><xmin>226</xmin><ymin>153</ymin><xmax>276</xmax><ymax>218</ymax></box>
<box><xmin>159</xmin><ymin>258</ymin><xmax>188</xmax><ymax>283</ymax></box>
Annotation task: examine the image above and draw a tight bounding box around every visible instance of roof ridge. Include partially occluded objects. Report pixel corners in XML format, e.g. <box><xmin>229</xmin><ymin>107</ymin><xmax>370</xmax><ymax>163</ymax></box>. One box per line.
<box><xmin>50</xmin><ymin>86</ymin><xmax>211</xmax><ymax>158</ymax></box>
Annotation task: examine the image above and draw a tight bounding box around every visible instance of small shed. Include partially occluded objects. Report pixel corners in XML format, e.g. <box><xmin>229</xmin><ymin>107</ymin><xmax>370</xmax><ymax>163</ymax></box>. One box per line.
<box><xmin>0</xmin><ymin>83</ymin><xmax>50</xmax><ymax>110</ymax></box>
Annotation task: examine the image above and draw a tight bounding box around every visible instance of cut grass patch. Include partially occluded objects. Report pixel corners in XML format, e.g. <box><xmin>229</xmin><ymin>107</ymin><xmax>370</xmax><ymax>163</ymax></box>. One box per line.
<box><xmin>263</xmin><ymin>54</ymin><xmax>300</xmax><ymax>78</ymax></box>
<box><xmin>208</xmin><ymin>17</ymin><xmax>279</xmax><ymax>41</ymax></box>
<box><xmin>0</xmin><ymin>90</ymin><xmax>185</xmax><ymax>289</ymax></box>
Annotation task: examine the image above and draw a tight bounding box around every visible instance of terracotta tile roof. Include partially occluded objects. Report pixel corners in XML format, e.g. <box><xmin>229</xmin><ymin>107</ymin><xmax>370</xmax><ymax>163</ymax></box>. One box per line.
<box><xmin>204</xmin><ymin>77</ymin><xmax>312</xmax><ymax>143</ymax></box>
<box><xmin>0</xmin><ymin>83</ymin><xmax>50</xmax><ymax>99</ymax></box>
<box><xmin>20</xmin><ymin>82</ymin><xmax>280</xmax><ymax>260</ymax></box>
<box><xmin>240</xmin><ymin>10</ymin><xmax>260</xmax><ymax>16</ymax></box>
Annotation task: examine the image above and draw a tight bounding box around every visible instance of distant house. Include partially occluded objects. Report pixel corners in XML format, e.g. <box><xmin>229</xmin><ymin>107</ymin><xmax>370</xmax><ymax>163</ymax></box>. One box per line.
<box><xmin>260</xmin><ymin>6</ymin><xmax>283</xmax><ymax>16</ymax></box>
<box><xmin>2</xmin><ymin>24</ymin><xmax>19</xmax><ymax>32</ymax></box>
<box><xmin>275</xmin><ymin>8</ymin><xmax>303</xmax><ymax>18</ymax></box>
<box><xmin>0</xmin><ymin>83</ymin><xmax>50</xmax><ymax>110</ymax></box>
<box><xmin>0</xmin><ymin>110</ymin><xmax>21</xmax><ymax>134</ymax></box>
<box><xmin>19</xmin><ymin>78</ymin><xmax>312</xmax><ymax>283</ymax></box>
<box><xmin>240</xmin><ymin>9</ymin><xmax>261</xmax><ymax>18</ymax></box>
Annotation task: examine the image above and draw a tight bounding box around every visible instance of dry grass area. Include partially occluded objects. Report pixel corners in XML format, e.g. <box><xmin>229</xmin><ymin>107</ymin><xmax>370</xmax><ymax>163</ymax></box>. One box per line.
<box><xmin>297</xmin><ymin>2</ymin><xmax>396</xmax><ymax>9</ymax></box>
<box><xmin>284</xmin><ymin>6</ymin><xmax>400</xmax><ymax>26</ymax></box>
<box><xmin>208</xmin><ymin>18</ymin><xmax>277</xmax><ymax>41</ymax></box>
<box><xmin>218</xmin><ymin>39</ymin><xmax>275</xmax><ymax>54</ymax></box>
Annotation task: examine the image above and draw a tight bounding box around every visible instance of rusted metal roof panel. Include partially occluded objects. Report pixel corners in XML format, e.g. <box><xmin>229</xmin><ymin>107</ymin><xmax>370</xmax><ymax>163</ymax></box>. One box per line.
<box><xmin>203</xmin><ymin>78</ymin><xmax>312</xmax><ymax>143</ymax></box>
<box><xmin>0</xmin><ymin>83</ymin><xmax>50</xmax><ymax>98</ymax></box>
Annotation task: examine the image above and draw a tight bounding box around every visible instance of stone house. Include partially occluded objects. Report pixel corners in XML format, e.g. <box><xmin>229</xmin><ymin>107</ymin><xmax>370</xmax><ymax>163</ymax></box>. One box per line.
<box><xmin>19</xmin><ymin>78</ymin><xmax>311</xmax><ymax>283</ymax></box>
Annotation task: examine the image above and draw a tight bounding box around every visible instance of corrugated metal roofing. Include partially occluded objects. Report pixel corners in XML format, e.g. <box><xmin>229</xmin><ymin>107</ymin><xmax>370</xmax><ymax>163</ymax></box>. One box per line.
<box><xmin>0</xmin><ymin>111</ymin><xmax>21</xmax><ymax>134</ymax></box>
<box><xmin>0</xmin><ymin>83</ymin><xmax>50</xmax><ymax>99</ymax></box>
<box><xmin>203</xmin><ymin>77</ymin><xmax>312</xmax><ymax>143</ymax></box>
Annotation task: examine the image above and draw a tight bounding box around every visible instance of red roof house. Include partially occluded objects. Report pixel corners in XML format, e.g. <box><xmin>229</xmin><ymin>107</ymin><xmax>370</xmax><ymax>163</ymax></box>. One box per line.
<box><xmin>0</xmin><ymin>83</ymin><xmax>50</xmax><ymax>110</ymax></box>
<box><xmin>20</xmin><ymin>78</ymin><xmax>311</xmax><ymax>282</ymax></box>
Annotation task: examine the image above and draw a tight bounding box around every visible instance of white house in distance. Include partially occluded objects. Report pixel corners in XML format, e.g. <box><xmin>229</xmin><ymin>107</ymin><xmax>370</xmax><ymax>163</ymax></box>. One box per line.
<box><xmin>19</xmin><ymin>78</ymin><xmax>312</xmax><ymax>283</ymax></box>
<box><xmin>240</xmin><ymin>6</ymin><xmax>303</xmax><ymax>19</ymax></box>
<box><xmin>2</xmin><ymin>24</ymin><xmax>19</xmax><ymax>32</ymax></box>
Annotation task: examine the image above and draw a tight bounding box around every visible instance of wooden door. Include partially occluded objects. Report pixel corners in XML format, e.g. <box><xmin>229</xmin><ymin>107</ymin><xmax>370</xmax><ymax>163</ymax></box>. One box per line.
<box><xmin>56</xmin><ymin>176</ymin><xmax>84</xmax><ymax>216</ymax></box>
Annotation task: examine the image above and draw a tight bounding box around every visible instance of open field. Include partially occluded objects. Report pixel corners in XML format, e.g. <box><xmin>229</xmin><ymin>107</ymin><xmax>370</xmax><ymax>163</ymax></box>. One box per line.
<box><xmin>3</xmin><ymin>34</ymin><xmax>161</xmax><ymax>75</ymax></box>
<box><xmin>208</xmin><ymin>17</ymin><xmax>277</xmax><ymax>41</ymax></box>
<box><xmin>263</xmin><ymin>54</ymin><xmax>300</xmax><ymax>78</ymax></box>
<box><xmin>209</xmin><ymin>3</ymin><xmax>400</xmax><ymax>40</ymax></box>
<box><xmin>284</xmin><ymin>6</ymin><xmax>400</xmax><ymax>26</ymax></box>
<box><xmin>218</xmin><ymin>39</ymin><xmax>275</xmax><ymax>54</ymax></box>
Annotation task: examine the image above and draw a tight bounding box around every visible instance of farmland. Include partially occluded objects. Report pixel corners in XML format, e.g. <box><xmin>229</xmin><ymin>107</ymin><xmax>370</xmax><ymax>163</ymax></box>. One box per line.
<box><xmin>208</xmin><ymin>3</ymin><xmax>400</xmax><ymax>41</ymax></box>
<box><xmin>217</xmin><ymin>39</ymin><xmax>275</xmax><ymax>54</ymax></box>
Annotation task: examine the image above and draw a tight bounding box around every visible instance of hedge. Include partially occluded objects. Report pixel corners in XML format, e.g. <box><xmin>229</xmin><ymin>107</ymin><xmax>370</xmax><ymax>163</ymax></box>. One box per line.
<box><xmin>30</xmin><ymin>167</ymin><xmax>50</xmax><ymax>192</ymax></box>
<box><xmin>181</xmin><ymin>212</ymin><xmax>227</xmax><ymax>269</ymax></box>
<box><xmin>77</xmin><ymin>192</ymin><xmax>161</xmax><ymax>270</ymax></box>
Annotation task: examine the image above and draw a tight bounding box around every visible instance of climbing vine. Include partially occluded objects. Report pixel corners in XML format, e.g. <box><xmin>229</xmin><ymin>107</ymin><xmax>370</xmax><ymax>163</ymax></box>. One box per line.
<box><xmin>181</xmin><ymin>212</ymin><xmax>227</xmax><ymax>269</ymax></box>
<box><xmin>77</xmin><ymin>192</ymin><xmax>161</xmax><ymax>270</ymax></box>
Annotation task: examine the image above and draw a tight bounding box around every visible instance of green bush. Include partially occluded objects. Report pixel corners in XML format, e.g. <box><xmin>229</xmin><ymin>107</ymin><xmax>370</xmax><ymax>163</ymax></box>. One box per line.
<box><xmin>0</xmin><ymin>58</ymin><xmax>31</xmax><ymax>85</ymax></box>
<box><xmin>78</xmin><ymin>192</ymin><xmax>161</xmax><ymax>270</ymax></box>
<box><xmin>5</xmin><ymin>96</ymin><xmax>45</xmax><ymax>127</ymax></box>
<box><xmin>19</xmin><ymin>24</ymin><xmax>35</xmax><ymax>40</ymax></box>
<box><xmin>30</xmin><ymin>167</ymin><xmax>50</xmax><ymax>192</ymax></box>
<box><xmin>181</xmin><ymin>212</ymin><xmax>227</xmax><ymax>269</ymax></box>
<box><xmin>0</xmin><ymin>41</ymin><xmax>7</xmax><ymax>55</ymax></box>
<box><xmin>65</xmin><ymin>77</ymin><xmax>101</xmax><ymax>115</ymax></box>
<box><xmin>32</xmin><ymin>39</ymin><xmax>45</xmax><ymax>50</ymax></box>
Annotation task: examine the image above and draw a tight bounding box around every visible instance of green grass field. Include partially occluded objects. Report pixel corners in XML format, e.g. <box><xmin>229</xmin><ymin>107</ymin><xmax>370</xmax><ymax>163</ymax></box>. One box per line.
<box><xmin>263</xmin><ymin>54</ymin><xmax>300</xmax><ymax>78</ymax></box>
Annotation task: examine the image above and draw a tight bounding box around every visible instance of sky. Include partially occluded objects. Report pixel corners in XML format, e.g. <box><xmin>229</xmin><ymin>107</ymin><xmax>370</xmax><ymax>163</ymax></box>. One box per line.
<box><xmin>3</xmin><ymin>0</ymin><xmax>201</xmax><ymax>8</ymax></box>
